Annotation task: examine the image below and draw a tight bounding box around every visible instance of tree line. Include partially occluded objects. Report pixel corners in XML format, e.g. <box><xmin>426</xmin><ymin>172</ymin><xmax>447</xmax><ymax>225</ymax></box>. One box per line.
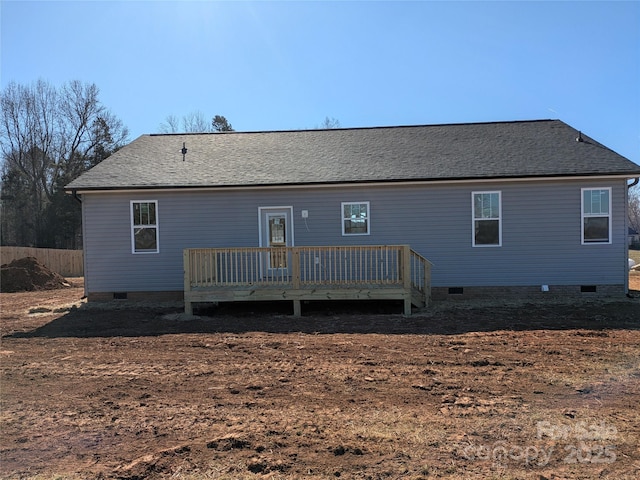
<box><xmin>0</xmin><ymin>80</ymin><xmax>237</xmax><ymax>249</ymax></box>
<box><xmin>630</xmin><ymin>184</ymin><xmax>640</xmax><ymax>245</ymax></box>
<box><xmin>159</xmin><ymin>112</ymin><xmax>234</xmax><ymax>133</ymax></box>
<box><xmin>0</xmin><ymin>79</ymin><xmax>129</xmax><ymax>249</ymax></box>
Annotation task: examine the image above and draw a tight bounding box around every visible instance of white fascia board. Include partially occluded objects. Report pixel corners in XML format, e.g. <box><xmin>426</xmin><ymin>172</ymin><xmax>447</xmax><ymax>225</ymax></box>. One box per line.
<box><xmin>67</xmin><ymin>174</ymin><xmax>636</xmax><ymax>195</ymax></box>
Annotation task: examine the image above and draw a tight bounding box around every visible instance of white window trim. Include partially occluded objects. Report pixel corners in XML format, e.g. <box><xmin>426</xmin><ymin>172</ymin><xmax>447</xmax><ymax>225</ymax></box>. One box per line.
<box><xmin>472</xmin><ymin>191</ymin><xmax>502</xmax><ymax>247</ymax></box>
<box><xmin>581</xmin><ymin>187</ymin><xmax>612</xmax><ymax>245</ymax></box>
<box><xmin>130</xmin><ymin>200</ymin><xmax>159</xmax><ymax>254</ymax></box>
<box><xmin>341</xmin><ymin>201</ymin><xmax>370</xmax><ymax>236</ymax></box>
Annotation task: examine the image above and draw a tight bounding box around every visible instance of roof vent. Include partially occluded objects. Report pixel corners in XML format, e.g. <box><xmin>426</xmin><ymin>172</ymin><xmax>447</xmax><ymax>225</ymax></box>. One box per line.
<box><xmin>181</xmin><ymin>142</ymin><xmax>188</xmax><ymax>161</ymax></box>
<box><xmin>576</xmin><ymin>131</ymin><xmax>584</xmax><ymax>143</ymax></box>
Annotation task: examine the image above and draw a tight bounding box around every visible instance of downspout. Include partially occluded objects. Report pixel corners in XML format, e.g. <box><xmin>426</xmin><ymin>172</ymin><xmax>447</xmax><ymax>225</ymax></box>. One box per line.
<box><xmin>71</xmin><ymin>189</ymin><xmax>82</xmax><ymax>204</ymax></box>
<box><xmin>628</xmin><ymin>178</ymin><xmax>639</xmax><ymax>189</ymax></box>
<box><xmin>69</xmin><ymin>189</ymin><xmax>87</xmax><ymax>299</ymax></box>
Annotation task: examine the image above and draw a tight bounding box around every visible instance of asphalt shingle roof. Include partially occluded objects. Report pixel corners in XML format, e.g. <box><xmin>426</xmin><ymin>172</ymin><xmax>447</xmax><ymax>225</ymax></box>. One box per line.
<box><xmin>66</xmin><ymin>119</ymin><xmax>640</xmax><ymax>191</ymax></box>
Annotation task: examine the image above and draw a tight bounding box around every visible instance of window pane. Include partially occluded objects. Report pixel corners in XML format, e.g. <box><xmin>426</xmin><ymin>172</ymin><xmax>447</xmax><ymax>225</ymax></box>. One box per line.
<box><xmin>147</xmin><ymin>203</ymin><xmax>156</xmax><ymax>225</ymax></box>
<box><xmin>475</xmin><ymin>220</ymin><xmax>499</xmax><ymax>245</ymax></box>
<box><xmin>344</xmin><ymin>219</ymin><xmax>368</xmax><ymax>234</ymax></box>
<box><xmin>343</xmin><ymin>204</ymin><xmax>352</xmax><ymax>218</ymax></box>
<box><xmin>134</xmin><ymin>227</ymin><xmax>157</xmax><ymax>251</ymax></box>
<box><xmin>474</xmin><ymin>194</ymin><xmax>484</xmax><ymax>218</ymax></box>
<box><xmin>591</xmin><ymin>193</ymin><xmax>599</xmax><ymax>214</ymax></box>
<box><xmin>490</xmin><ymin>193</ymin><xmax>499</xmax><ymax>217</ymax></box>
<box><xmin>599</xmin><ymin>190</ymin><xmax>609</xmax><ymax>214</ymax></box>
<box><xmin>474</xmin><ymin>193</ymin><xmax>499</xmax><ymax>219</ymax></box>
<box><xmin>584</xmin><ymin>190</ymin><xmax>610</xmax><ymax>215</ymax></box>
<box><xmin>583</xmin><ymin>217</ymin><xmax>609</xmax><ymax>242</ymax></box>
<box><xmin>133</xmin><ymin>203</ymin><xmax>141</xmax><ymax>225</ymax></box>
<box><xmin>592</xmin><ymin>192</ymin><xmax>602</xmax><ymax>214</ymax></box>
<box><xmin>583</xmin><ymin>192</ymin><xmax>590</xmax><ymax>214</ymax></box>
<box><xmin>133</xmin><ymin>202</ymin><xmax>156</xmax><ymax>226</ymax></box>
<box><xmin>344</xmin><ymin>203</ymin><xmax>367</xmax><ymax>219</ymax></box>
<box><xmin>591</xmin><ymin>190</ymin><xmax>609</xmax><ymax>215</ymax></box>
<box><xmin>359</xmin><ymin>204</ymin><xmax>368</xmax><ymax>218</ymax></box>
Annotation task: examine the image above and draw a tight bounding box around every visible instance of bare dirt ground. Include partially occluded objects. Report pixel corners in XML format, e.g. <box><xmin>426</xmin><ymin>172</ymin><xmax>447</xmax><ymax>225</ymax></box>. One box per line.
<box><xmin>1</xmin><ymin>276</ymin><xmax>639</xmax><ymax>480</ymax></box>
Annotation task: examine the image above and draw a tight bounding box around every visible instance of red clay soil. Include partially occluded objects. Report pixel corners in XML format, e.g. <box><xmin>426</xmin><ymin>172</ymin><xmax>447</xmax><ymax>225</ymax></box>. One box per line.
<box><xmin>0</xmin><ymin>279</ymin><xmax>639</xmax><ymax>479</ymax></box>
<box><xmin>0</xmin><ymin>256</ymin><xmax>70</xmax><ymax>293</ymax></box>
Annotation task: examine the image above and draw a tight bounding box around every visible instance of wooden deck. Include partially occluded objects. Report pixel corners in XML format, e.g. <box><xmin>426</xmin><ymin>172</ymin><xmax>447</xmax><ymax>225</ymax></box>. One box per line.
<box><xmin>183</xmin><ymin>245</ymin><xmax>431</xmax><ymax>316</ymax></box>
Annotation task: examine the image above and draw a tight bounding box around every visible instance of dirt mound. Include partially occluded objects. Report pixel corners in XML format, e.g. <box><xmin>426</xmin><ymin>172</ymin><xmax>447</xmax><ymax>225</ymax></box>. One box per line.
<box><xmin>0</xmin><ymin>257</ymin><xmax>70</xmax><ymax>293</ymax></box>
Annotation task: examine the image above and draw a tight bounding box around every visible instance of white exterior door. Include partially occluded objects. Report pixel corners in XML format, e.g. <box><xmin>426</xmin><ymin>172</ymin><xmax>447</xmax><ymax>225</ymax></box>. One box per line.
<box><xmin>259</xmin><ymin>207</ymin><xmax>294</xmax><ymax>274</ymax></box>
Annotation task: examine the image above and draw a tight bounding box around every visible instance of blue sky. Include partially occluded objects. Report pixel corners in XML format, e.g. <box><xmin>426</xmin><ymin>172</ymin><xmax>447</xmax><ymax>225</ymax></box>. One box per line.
<box><xmin>1</xmin><ymin>1</ymin><xmax>639</xmax><ymax>165</ymax></box>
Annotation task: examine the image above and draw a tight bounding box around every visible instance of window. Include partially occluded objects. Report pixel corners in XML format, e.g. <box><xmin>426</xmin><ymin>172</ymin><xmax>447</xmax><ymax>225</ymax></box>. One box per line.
<box><xmin>131</xmin><ymin>201</ymin><xmax>158</xmax><ymax>253</ymax></box>
<box><xmin>472</xmin><ymin>191</ymin><xmax>501</xmax><ymax>246</ymax></box>
<box><xmin>342</xmin><ymin>202</ymin><xmax>370</xmax><ymax>235</ymax></box>
<box><xmin>582</xmin><ymin>188</ymin><xmax>611</xmax><ymax>244</ymax></box>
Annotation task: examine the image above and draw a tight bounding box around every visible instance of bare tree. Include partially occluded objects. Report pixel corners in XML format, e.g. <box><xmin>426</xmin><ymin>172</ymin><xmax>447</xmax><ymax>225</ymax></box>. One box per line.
<box><xmin>630</xmin><ymin>183</ymin><xmax>640</xmax><ymax>235</ymax></box>
<box><xmin>159</xmin><ymin>112</ymin><xmax>234</xmax><ymax>133</ymax></box>
<box><xmin>158</xmin><ymin>114</ymin><xmax>181</xmax><ymax>134</ymax></box>
<box><xmin>183</xmin><ymin>111</ymin><xmax>210</xmax><ymax>133</ymax></box>
<box><xmin>316</xmin><ymin>116</ymin><xmax>341</xmax><ymax>129</ymax></box>
<box><xmin>0</xmin><ymin>79</ymin><xmax>129</xmax><ymax>247</ymax></box>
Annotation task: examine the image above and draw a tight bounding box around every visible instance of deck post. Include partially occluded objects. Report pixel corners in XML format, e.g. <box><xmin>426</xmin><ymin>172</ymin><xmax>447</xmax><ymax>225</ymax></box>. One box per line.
<box><xmin>183</xmin><ymin>249</ymin><xmax>193</xmax><ymax>315</ymax></box>
<box><xmin>424</xmin><ymin>261</ymin><xmax>432</xmax><ymax>306</ymax></box>
<box><xmin>292</xmin><ymin>248</ymin><xmax>301</xmax><ymax>317</ymax></box>
<box><xmin>402</xmin><ymin>245</ymin><xmax>412</xmax><ymax>315</ymax></box>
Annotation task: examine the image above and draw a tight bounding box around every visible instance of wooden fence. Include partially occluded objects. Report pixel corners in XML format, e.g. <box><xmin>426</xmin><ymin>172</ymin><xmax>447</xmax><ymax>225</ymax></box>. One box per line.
<box><xmin>1</xmin><ymin>247</ymin><xmax>83</xmax><ymax>277</ymax></box>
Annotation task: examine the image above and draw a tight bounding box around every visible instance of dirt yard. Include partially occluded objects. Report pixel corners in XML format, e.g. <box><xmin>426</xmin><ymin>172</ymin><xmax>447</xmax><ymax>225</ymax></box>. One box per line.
<box><xmin>1</xmin><ymin>277</ymin><xmax>639</xmax><ymax>480</ymax></box>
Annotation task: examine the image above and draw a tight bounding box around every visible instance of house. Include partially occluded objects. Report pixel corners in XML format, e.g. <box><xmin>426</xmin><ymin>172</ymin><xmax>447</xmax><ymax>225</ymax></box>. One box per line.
<box><xmin>630</xmin><ymin>227</ymin><xmax>640</xmax><ymax>247</ymax></box>
<box><xmin>66</xmin><ymin>119</ymin><xmax>640</xmax><ymax>314</ymax></box>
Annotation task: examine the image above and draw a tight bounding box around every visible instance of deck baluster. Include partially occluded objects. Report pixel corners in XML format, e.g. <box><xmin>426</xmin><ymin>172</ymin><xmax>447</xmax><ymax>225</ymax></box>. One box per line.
<box><xmin>184</xmin><ymin>245</ymin><xmax>431</xmax><ymax>316</ymax></box>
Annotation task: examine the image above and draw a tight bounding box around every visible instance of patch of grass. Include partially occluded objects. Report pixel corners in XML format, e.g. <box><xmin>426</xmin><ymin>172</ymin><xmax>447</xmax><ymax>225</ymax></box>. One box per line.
<box><xmin>629</xmin><ymin>248</ymin><xmax>640</xmax><ymax>264</ymax></box>
<box><xmin>540</xmin><ymin>350</ymin><xmax>639</xmax><ymax>391</ymax></box>
<box><xmin>346</xmin><ymin>407</ymin><xmax>439</xmax><ymax>450</ymax></box>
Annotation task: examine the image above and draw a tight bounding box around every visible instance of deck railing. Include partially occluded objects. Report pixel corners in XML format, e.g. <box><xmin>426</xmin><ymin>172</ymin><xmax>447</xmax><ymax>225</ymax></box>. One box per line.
<box><xmin>184</xmin><ymin>245</ymin><xmax>431</xmax><ymax>315</ymax></box>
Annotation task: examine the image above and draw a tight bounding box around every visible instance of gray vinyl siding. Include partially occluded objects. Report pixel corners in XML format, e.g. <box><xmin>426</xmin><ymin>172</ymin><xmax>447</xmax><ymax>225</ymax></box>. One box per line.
<box><xmin>81</xmin><ymin>178</ymin><xmax>629</xmax><ymax>293</ymax></box>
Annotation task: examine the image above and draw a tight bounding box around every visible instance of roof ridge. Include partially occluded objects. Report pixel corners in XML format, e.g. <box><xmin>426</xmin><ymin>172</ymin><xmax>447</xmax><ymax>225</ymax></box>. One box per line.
<box><xmin>147</xmin><ymin>119</ymin><xmax>560</xmax><ymax>137</ymax></box>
